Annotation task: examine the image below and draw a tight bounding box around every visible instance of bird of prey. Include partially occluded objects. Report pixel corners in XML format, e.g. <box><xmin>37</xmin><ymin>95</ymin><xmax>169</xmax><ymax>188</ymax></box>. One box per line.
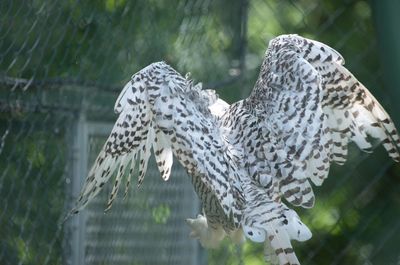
<box><xmin>70</xmin><ymin>34</ymin><xmax>400</xmax><ymax>265</ymax></box>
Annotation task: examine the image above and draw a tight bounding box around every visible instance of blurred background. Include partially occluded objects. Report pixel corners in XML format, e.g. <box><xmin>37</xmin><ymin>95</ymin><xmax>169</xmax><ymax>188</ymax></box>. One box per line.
<box><xmin>1</xmin><ymin>0</ymin><xmax>400</xmax><ymax>264</ymax></box>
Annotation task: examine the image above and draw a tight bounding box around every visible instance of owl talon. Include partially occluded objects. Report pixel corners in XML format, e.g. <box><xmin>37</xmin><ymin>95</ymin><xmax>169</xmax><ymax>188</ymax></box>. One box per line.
<box><xmin>185</xmin><ymin>215</ymin><xmax>225</xmax><ymax>249</ymax></box>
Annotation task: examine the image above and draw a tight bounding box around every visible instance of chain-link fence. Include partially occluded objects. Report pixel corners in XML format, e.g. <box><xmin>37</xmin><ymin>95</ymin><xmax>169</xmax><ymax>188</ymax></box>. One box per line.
<box><xmin>1</xmin><ymin>1</ymin><xmax>399</xmax><ymax>265</ymax></box>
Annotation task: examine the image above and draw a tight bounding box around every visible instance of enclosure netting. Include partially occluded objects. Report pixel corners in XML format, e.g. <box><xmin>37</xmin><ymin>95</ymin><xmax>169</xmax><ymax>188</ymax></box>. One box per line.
<box><xmin>1</xmin><ymin>1</ymin><xmax>399</xmax><ymax>265</ymax></box>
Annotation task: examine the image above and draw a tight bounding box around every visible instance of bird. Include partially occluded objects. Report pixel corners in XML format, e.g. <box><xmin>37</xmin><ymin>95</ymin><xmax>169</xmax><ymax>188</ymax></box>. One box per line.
<box><xmin>69</xmin><ymin>34</ymin><xmax>400</xmax><ymax>265</ymax></box>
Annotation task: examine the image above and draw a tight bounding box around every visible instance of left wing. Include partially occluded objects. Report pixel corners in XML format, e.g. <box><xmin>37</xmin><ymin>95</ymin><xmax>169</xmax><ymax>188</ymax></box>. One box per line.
<box><xmin>68</xmin><ymin>62</ymin><xmax>244</xmax><ymax>229</ymax></box>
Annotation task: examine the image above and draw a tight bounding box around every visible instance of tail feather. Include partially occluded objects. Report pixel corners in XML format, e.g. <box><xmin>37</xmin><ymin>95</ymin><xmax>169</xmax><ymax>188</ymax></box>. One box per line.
<box><xmin>264</xmin><ymin>242</ymin><xmax>280</xmax><ymax>265</ymax></box>
<box><xmin>242</xmin><ymin>199</ymin><xmax>311</xmax><ymax>265</ymax></box>
<box><xmin>265</xmin><ymin>208</ymin><xmax>311</xmax><ymax>265</ymax></box>
<box><xmin>267</xmin><ymin>226</ymin><xmax>300</xmax><ymax>265</ymax></box>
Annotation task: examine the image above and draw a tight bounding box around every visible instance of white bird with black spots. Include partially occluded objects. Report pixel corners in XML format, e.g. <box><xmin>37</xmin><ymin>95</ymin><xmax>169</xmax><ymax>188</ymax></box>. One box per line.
<box><xmin>69</xmin><ymin>34</ymin><xmax>400</xmax><ymax>265</ymax></box>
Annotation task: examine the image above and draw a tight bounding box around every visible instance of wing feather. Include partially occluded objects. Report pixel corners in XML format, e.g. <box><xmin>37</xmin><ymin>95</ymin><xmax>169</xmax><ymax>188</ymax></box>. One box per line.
<box><xmin>69</xmin><ymin>62</ymin><xmax>244</xmax><ymax>229</ymax></box>
<box><xmin>153</xmin><ymin>130</ymin><xmax>173</xmax><ymax>181</ymax></box>
<box><xmin>137</xmin><ymin>128</ymin><xmax>154</xmax><ymax>187</ymax></box>
<box><xmin>106</xmin><ymin>154</ymin><xmax>129</xmax><ymax>211</ymax></box>
<box><xmin>123</xmin><ymin>152</ymin><xmax>137</xmax><ymax>198</ymax></box>
<box><xmin>295</xmin><ymin>35</ymin><xmax>400</xmax><ymax>162</ymax></box>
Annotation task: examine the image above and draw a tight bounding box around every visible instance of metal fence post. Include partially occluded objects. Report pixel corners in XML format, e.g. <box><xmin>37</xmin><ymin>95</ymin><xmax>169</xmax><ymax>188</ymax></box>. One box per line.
<box><xmin>65</xmin><ymin>111</ymin><xmax>88</xmax><ymax>265</ymax></box>
<box><xmin>371</xmin><ymin>0</ymin><xmax>400</xmax><ymax>125</ymax></box>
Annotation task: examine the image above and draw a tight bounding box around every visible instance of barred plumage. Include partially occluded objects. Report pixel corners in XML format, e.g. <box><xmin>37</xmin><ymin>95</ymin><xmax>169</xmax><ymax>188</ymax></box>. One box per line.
<box><xmin>69</xmin><ymin>34</ymin><xmax>400</xmax><ymax>265</ymax></box>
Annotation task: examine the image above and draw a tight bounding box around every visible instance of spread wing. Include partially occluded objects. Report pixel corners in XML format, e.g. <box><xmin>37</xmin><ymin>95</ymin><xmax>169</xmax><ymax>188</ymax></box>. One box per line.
<box><xmin>244</xmin><ymin>34</ymin><xmax>400</xmax><ymax>264</ymax></box>
<box><xmin>68</xmin><ymin>62</ymin><xmax>243</xmax><ymax>228</ymax></box>
<box><xmin>251</xmin><ymin>34</ymin><xmax>400</xmax><ymax>209</ymax></box>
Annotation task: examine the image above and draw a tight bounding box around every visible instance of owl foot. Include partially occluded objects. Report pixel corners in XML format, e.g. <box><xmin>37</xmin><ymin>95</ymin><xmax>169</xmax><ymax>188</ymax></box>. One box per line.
<box><xmin>185</xmin><ymin>214</ymin><xmax>225</xmax><ymax>248</ymax></box>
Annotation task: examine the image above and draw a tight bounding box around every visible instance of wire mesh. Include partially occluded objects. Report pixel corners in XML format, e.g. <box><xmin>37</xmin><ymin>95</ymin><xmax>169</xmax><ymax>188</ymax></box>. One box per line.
<box><xmin>84</xmin><ymin>130</ymin><xmax>198</xmax><ymax>265</ymax></box>
<box><xmin>1</xmin><ymin>0</ymin><xmax>399</xmax><ymax>265</ymax></box>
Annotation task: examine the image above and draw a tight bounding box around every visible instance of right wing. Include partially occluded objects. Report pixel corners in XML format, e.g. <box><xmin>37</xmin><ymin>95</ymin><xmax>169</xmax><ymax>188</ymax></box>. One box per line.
<box><xmin>295</xmin><ymin>35</ymin><xmax>400</xmax><ymax>165</ymax></box>
<box><xmin>241</xmin><ymin>34</ymin><xmax>400</xmax><ymax>265</ymax></box>
<box><xmin>251</xmin><ymin>34</ymin><xmax>400</xmax><ymax>210</ymax></box>
<box><xmin>68</xmin><ymin>62</ymin><xmax>244</xmax><ymax>229</ymax></box>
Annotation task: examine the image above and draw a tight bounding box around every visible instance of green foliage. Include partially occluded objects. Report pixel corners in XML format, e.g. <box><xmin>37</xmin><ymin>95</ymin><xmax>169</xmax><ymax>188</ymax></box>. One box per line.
<box><xmin>152</xmin><ymin>204</ymin><xmax>171</xmax><ymax>224</ymax></box>
<box><xmin>0</xmin><ymin>0</ymin><xmax>243</xmax><ymax>88</ymax></box>
<box><xmin>0</xmin><ymin>114</ymin><xmax>69</xmax><ymax>265</ymax></box>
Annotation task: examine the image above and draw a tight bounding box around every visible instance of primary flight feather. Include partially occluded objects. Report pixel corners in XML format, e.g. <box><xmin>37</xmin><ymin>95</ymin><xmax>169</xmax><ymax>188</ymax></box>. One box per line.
<box><xmin>70</xmin><ymin>34</ymin><xmax>400</xmax><ymax>265</ymax></box>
